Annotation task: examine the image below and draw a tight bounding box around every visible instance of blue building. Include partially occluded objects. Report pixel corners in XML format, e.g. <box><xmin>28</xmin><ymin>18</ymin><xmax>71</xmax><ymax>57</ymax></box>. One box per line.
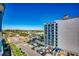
<box><xmin>44</xmin><ymin>22</ymin><xmax>58</xmax><ymax>48</ymax></box>
<box><xmin>0</xmin><ymin>3</ymin><xmax>5</xmax><ymax>56</ymax></box>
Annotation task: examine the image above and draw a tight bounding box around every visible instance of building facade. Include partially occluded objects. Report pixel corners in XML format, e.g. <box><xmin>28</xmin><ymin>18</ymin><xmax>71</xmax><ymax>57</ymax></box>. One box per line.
<box><xmin>44</xmin><ymin>22</ymin><xmax>58</xmax><ymax>48</ymax></box>
<box><xmin>44</xmin><ymin>17</ymin><xmax>79</xmax><ymax>55</ymax></box>
<box><xmin>56</xmin><ymin>17</ymin><xmax>79</xmax><ymax>53</ymax></box>
<box><xmin>0</xmin><ymin>3</ymin><xmax>5</xmax><ymax>56</ymax></box>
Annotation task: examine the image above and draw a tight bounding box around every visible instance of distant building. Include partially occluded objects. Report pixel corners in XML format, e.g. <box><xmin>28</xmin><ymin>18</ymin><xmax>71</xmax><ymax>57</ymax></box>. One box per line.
<box><xmin>0</xmin><ymin>3</ymin><xmax>5</xmax><ymax>56</ymax></box>
<box><xmin>44</xmin><ymin>17</ymin><xmax>79</xmax><ymax>55</ymax></box>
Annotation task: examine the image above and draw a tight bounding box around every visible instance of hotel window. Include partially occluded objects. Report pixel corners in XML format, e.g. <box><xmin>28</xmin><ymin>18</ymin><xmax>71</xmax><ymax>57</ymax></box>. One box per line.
<box><xmin>56</xmin><ymin>23</ymin><xmax>57</xmax><ymax>25</ymax></box>
<box><xmin>45</xmin><ymin>27</ymin><xmax>47</xmax><ymax>30</ymax></box>
<box><xmin>56</xmin><ymin>35</ymin><xmax>58</xmax><ymax>38</ymax></box>
<box><xmin>56</xmin><ymin>44</ymin><xmax>58</xmax><ymax>47</ymax></box>
<box><xmin>52</xmin><ymin>35</ymin><xmax>54</xmax><ymax>37</ymax></box>
<box><xmin>45</xmin><ymin>25</ymin><xmax>47</xmax><ymax>26</ymax></box>
<box><xmin>56</xmin><ymin>28</ymin><xmax>58</xmax><ymax>31</ymax></box>
<box><xmin>56</xmin><ymin>23</ymin><xmax>57</xmax><ymax>26</ymax></box>
<box><xmin>48</xmin><ymin>39</ymin><xmax>50</xmax><ymax>45</ymax></box>
<box><xmin>45</xmin><ymin>25</ymin><xmax>47</xmax><ymax>27</ymax></box>
<box><xmin>51</xmin><ymin>40</ymin><xmax>54</xmax><ymax>46</ymax></box>
<box><xmin>52</xmin><ymin>26</ymin><xmax>54</xmax><ymax>30</ymax></box>
<box><xmin>56</xmin><ymin>31</ymin><xmax>57</xmax><ymax>34</ymax></box>
<box><xmin>48</xmin><ymin>30</ymin><xmax>50</xmax><ymax>32</ymax></box>
<box><xmin>52</xmin><ymin>32</ymin><xmax>54</xmax><ymax>35</ymax></box>
<box><xmin>51</xmin><ymin>37</ymin><xmax>54</xmax><ymax>40</ymax></box>
<box><xmin>45</xmin><ymin>30</ymin><xmax>47</xmax><ymax>32</ymax></box>
<box><xmin>48</xmin><ymin>34</ymin><xmax>50</xmax><ymax>36</ymax></box>
<box><xmin>52</xmin><ymin>29</ymin><xmax>54</xmax><ymax>32</ymax></box>
<box><xmin>52</xmin><ymin>26</ymin><xmax>54</xmax><ymax>28</ymax></box>
<box><xmin>45</xmin><ymin>32</ymin><xmax>47</xmax><ymax>34</ymax></box>
<box><xmin>48</xmin><ymin>27</ymin><xmax>50</xmax><ymax>30</ymax></box>
<box><xmin>48</xmin><ymin>37</ymin><xmax>50</xmax><ymax>39</ymax></box>
<box><xmin>56</xmin><ymin>38</ymin><xmax>57</xmax><ymax>41</ymax></box>
<box><xmin>48</xmin><ymin>24</ymin><xmax>50</xmax><ymax>26</ymax></box>
<box><xmin>56</xmin><ymin>27</ymin><xmax>58</xmax><ymax>31</ymax></box>
<box><xmin>52</xmin><ymin>24</ymin><xmax>54</xmax><ymax>26</ymax></box>
<box><xmin>56</xmin><ymin>41</ymin><xmax>57</xmax><ymax>43</ymax></box>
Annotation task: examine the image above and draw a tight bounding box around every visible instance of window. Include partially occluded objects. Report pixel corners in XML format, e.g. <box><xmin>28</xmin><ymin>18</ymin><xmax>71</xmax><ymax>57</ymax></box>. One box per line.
<box><xmin>48</xmin><ymin>29</ymin><xmax>50</xmax><ymax>32</ymax></box>
<box><xmin>52</xmin><ymin>34</ymin><xmax>54</xmax><ymax>37</ymax></box>
<box><xmin>51</xmin><ymin>38</ymin><xmax>54</xmax><ymax>46</ymax></box>
<box><xmin>48</xmin><ymin>35</ymin><xmax>50</xmax><ymax>39</ymax></box>
<box><xmin>56</xmin><ymin>28</ymin><xmax>58</xmax><ymax>31</ymax></box>
<box><xmin>48</xmin><ymin>26</ymin><xmax>50</xmax><ymax>29</ymax></box>
<box><xmin>48</xmin><ymin>37</ymin><xmax>50</xmax><ymax>39</ymax></box>
<box><xmin>56</xmin><ymin>44</ymin><xmax>58</xmax><ymax>47</ymax></box>
<box><xmin>45</xmin><ymin>30</ymin><xmax>47</xmax><ymax>32</ymax></box>
<box><xmin>56</xmin><ymin>35</ymin><xmax>58</xmax><ymax>37</ymax></box>
<box><xmin>45</xmin><ymin>32</ymin><xmax>47</xmax><ymax>34</ymax></box>
<box><xmin>52</xmin><ymin>26</ymin><xmax>54</xmax><ymax>29</ymax></box>
<box><xmin>48</xmin><ymin>40</ymin><xmax>50</xmax><ymax>45</ymax></box>
<box><xmin>52</xmin><ymin>30</ymin><xmax>54</xmax><ymax>32</ymax></box>
<box><xmin>56</xmin><ymin>23</ymin><xmax>58</xmax><ymax>26</ymax></box>
<box><xmin>56</xmin><ymin>32</ymin><xmax>57</xmax><ymax>34</ymax></box>
<box><xmin>52</xmin><ymin>24</ymin><xmax>54</xmax><ymax>26</ymax></box>
<box><xmin>56</xmin><ymin>41</ymin><xmax>57</xmax><ymax>44</ymax></box>
<box><xmin>56</xmin><ymin>38</ymin><xmax>57</xmax><ymax>40</ymax></box>
<box><xmin>45</xmin><ymin>27</ymin><xmax>47</xmax><ymax>30</ymax></box>
<box><xmin>48</xmin><ymin>24</ymin><xmax>50</xmax><ymax>26</ymax></box>
<box><xmin>56</xmin><ymin>23</ymin><xmax>58</xmax><ymax>29</ymax></box>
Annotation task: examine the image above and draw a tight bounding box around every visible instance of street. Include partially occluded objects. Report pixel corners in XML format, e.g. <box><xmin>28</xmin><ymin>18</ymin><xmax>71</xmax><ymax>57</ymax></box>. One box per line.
<box><xmin>16</xmin><ymin>43</ymin><xmax>41</xmax><ymax>56</ymax></box>
<box><xmin>8</xmin><ymin>36</ymin><xmax>41</xmax><ymax>56</ymax></box>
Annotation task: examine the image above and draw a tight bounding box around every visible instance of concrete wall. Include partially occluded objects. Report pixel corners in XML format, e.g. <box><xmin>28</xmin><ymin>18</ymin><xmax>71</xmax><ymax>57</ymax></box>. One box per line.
<box><xmin>56</xmin><ymin>18</ymin><xmax>79</xmax><ymax>53</ymax></box>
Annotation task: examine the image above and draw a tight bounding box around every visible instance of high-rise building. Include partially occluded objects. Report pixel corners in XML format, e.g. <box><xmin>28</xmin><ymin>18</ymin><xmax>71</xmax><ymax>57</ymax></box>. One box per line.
<box><xmin>0</xmin><ymin>3</ymin><xmax>5</xmax><ymax>56</ymax></box>
<box><xmin>44</xmin><ymin>17</ymin><xmax>79</xmax><ymax>55</ymax></box>
<box><xmin>55</xmin><ymin>17</ymin><xmax>79</xmax><ymax>54</ymax></box>
<box><xmin>44</xmin><ymin>22</ymin><xmax>58</xmax><ymax>48</ymax></box>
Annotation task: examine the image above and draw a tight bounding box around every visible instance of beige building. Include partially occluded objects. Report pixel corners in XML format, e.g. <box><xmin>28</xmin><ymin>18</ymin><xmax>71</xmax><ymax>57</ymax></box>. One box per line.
<box><xmin>44</xmin><ymin>17</ymin><xmax>79</xmax><ymax>55</ymax></box>
<box><xmin>55</xmin><ymin>17</ymin><xmax>79</xmax><ymax>54</ymax></box>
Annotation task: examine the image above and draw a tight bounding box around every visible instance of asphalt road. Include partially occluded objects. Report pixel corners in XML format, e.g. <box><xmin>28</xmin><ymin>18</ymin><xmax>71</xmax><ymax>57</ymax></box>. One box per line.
<box><xmin>10</xmin><ymin>37</ymin><xmax>41</xmax><ymax>56</ymax></box>
<box><xmin>16</xmin><ymin>43</ymin><xmax>41</xmax><ymax>56</ymax></box>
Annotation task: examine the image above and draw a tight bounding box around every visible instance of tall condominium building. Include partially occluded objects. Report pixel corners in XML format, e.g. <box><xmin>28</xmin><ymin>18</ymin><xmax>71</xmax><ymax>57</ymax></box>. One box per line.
<box><xmin>56</xmin><ymin>17</ymin><xmax>79</xmax><ymax>53</ymax></box>
<box><xmin>44</xmin><ymin>17</ymin><xmax>79</xmax><ymax>54</ymax></box>
<box><xmin>44</xmin><ymin>22</ymin><xmax>58</xmax><ymax>48</ymax></box>
<box><xmin>0</xmin><ymin>3</ymin><xmax>5</xmax><ymax>56</ymax></box>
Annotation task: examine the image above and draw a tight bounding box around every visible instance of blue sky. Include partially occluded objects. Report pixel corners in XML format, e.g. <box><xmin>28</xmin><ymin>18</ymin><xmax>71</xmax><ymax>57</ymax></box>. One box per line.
<box><xmin>2</xmin><ymin>3</ymin><xmax>79</xmax><ymax>30</ymax></box>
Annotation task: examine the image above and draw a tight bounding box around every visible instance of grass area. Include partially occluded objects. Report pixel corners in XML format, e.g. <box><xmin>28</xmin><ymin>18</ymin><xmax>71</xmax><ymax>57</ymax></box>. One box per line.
<box><xmin>10</xmin><ymin>43</ymin><xmax>27</xmax><ymax>56</ymax></box>
<box><xmin>6</xmin><ymin>38</ymin><xmax>10</xmax><ymax>44</ymax></box>
<box><xmin>10</xmin><ymin>43</ymin><xmax>23</xmax><ymax>56</ymax></box>
<box><xmin>4</xmin><ymin>37</ymin><xmax>27</xmax><ymax>56</ymax></box>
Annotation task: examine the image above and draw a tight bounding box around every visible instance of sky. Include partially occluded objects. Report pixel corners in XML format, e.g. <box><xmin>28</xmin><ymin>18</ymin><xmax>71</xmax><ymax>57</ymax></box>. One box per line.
<box><xmin>2</xmin><ymin>3</ymin><xmax>79</xmax><ymax>30</ymax></box>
